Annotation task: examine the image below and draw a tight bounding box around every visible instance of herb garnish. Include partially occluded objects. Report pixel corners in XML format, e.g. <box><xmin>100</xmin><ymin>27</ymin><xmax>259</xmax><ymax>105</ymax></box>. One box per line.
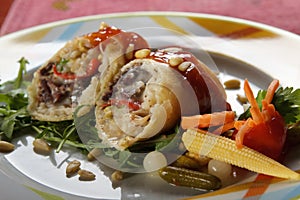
<box><xmin>238</xmin><ymin>86</ymin><xmax>300</xmax><ymax>146</ymax></box>
<box><xmin>239</xmin><ymin>87</ymin><xmax>300</xmax><ymax>125</ymax></box>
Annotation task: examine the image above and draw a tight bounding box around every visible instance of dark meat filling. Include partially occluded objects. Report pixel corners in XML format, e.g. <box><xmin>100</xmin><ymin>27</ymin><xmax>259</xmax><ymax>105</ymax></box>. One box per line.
<box><xmin>101</xmin><ymin>63</ymin><xmax>150</xmax><ymax>104</ymax></box>
<box><xmin>37</xmin><ymin>63</ymin><xmax>74</xmax><ymax>105</ymax></box>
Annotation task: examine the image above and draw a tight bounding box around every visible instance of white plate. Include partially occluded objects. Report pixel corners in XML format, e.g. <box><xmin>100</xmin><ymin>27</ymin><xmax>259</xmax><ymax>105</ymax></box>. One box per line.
<box><xmin>0</xmin><ymin>12</ymin><xmax>300</xmax><ymax>200</ymax></box>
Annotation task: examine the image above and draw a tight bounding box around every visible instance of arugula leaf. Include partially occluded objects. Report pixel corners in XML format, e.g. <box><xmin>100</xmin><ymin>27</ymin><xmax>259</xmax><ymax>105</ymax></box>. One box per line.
<box><xmin>14</xmin><ymin>57</ymin><xmax>28</xmax><ymax>89</ymax></box>
<box><xmin>32</xmin><ymin>120</ymin><xmax>89</xmax><ymax>153</ymax></box>
<box><xmin>0</xmin><ymin>58</ymin><xmax>32</xmax><ymax>140</ymax></box>
<box><xmin>1</xmin><ymin>107</ymin><xmax>29</xmax><ymax>139</ymax></box>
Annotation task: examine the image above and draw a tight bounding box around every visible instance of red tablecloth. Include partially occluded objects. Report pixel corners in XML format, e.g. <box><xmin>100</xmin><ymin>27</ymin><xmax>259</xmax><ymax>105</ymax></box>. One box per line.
<box><xmin>0</xmin><ymin>0</ymin><xmax>300</xmax><ymax>36</ymax></box>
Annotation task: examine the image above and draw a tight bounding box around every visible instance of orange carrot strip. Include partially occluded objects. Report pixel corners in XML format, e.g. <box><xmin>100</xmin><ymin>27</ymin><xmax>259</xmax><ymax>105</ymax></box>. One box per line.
<box><xmin>235</xmin><ymin>118</ymin><xmax>255</xmax><ymax>149</ymax></box>
<box><xmin>213</xmin><ymin>121</ymin><xmax>236</xmax><ymax>135</ymax></box>
<box><xmin>264</xmin><ymin>79</ymin><xmax>279</xmax><ymax>104</ymax></box>
<box><xmin>261</xmin><ymin>100</ymin><xmax>276</xmax><ymax>121</ymax></box>
<box><xmin>181</xmin><ymin>111</ymin><xmax>235</xmax><ymax>130</ymax></box>
<box><xmin>234</xmin><ymin>120</ymin><xmax>245</xmax><ymax>130</ymax></box>
<box><xmin>244</xmin><ymin>79</ymin><xmax>264</xmax><ymax>124</ymax></box>
<box><xmin>181</xmin><ymin>116</ymin><xmax>200</xmax><ymax>129</ymax></box>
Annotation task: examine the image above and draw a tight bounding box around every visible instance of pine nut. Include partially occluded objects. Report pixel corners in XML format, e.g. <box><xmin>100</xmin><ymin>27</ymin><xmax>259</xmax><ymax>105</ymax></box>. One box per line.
<box><xmin>78</xmin><ymin>169</ymin><xmax>96</xmax><ymax>181</ymax></box>
<box><xmin>237</xmin><ymin>94</ymin><xmax>248</xmax><ymax>104</ymax></box>
<box><xmin>87</xmin><ymin>148</ymin><xmax>102</xmax><ymax>161</ymax></box>
<box><xmin>103</xmin><ymin>106</ymin><xmax>112</xmax><ymax>118</ymax></box>
<box><xmin>178</xmin><ymin>61</ymin><xmax>191</xmax><ymax>71</ymax></box>
<box><xmin>70</xmin><ymin>50</ymin><xmax>81</xmax><ymax>59</ymax></box>
<box><xmin>66</xmin><ymin>160</ymin><xmax>81</xmax><ymax>177</ymax></box>
<box><xmin>33</xmin><ymin>139</ymin><xmax>51</xmax><ymax>155</ymax></box>
<box><xmin>97</xmin><ymin>53</ymin><xmax>103</xmax><ymax>61</ymax></box>
<box><xmin>134</xmin><ymin>49</ymin><xmax>150</xmax><ymax>59</ymax></box>
<box><xmin>0</xmin><ymin>141</ymin><xmax>15</xmax><ymax>153</ymax></box>
<box><xmin>99</xmin><ymin>22</ymin><xmax>109</xmax><ymax>30</ymax></box>
<box><xmin>111</xmin><ymin>170</ymin><xmax>123</xmax><ymax>181</ymax></box>
<box><xmin>224</xmin><ymin>79</ymin><xmax>241</xmax><ymax>89</ymax></box>
<box><xmin>169</xmin><ymin>57</ymin><xmax>184</xmax><ymax>67</ymax></box>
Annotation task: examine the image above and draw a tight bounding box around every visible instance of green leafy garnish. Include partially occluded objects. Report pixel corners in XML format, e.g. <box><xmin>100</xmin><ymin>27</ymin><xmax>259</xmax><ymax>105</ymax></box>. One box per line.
<box><xmin>14</xmin><ymin>57</ymin><xmax>29</xmax><ymax>89</ymax></box>
<box><xmin>239</xmin><ymin>87</ymin><xmax>300</xmax><ymax>125</ymax></box>
<box><xmin>56</xmin><ymin>58</ymin><xmax>69</xmax><ymax>72</ymax></box>
<box><xmin>0</xmin><ymin>58</ymin><xmax>31</xmax><ymax>140</ymax></box>
<box><xmin>273</xmin><ymin>87</ymin><xmax>300</xmax><ymax>124</ymax></box>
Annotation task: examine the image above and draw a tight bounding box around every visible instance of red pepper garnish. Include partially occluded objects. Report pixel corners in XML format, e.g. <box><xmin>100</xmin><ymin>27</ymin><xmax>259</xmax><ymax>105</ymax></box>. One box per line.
<box><xmin>101</xmin><ymin>99</ymin><xmax>141</xmax><ymax>111</ymax></box>
<box><xmin>53</xmin><ymin>58</ymin><xmax>99</xmax><ymax>79</ymax></box>
<box><xmin>233</xmin><ymin>79</ymin><xmax>287</xmax><ymax>161</ymax></box>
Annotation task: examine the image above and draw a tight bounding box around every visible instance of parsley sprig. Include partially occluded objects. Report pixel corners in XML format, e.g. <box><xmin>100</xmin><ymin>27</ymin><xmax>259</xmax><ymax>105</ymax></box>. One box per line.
<box><xmin>273</xmin><ymin>87</ymin><xmax>300</xmax><ymax>124</ymax></box>
<box><xmin>239</xmin><ymin>87</ymin><xmax>300</xmax><ymax>125</ymax></box>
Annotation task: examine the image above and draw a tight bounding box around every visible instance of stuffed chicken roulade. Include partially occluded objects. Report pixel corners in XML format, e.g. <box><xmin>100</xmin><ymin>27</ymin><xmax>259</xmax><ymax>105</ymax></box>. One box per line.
<box><xmin>95</xmin><ymin>47</ymin><xmax>228</xmax><ymax>150</ymax></box>
<box><xmin>27</xmin><ymin>22</ymin><xmax>148</xmax><ymax>121</ymax></box>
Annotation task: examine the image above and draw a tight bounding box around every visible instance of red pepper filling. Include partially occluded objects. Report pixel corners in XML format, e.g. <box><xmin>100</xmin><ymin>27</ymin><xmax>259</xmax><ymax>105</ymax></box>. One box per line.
<box><xmin>53</xmin><ymin>58</ymin><xmax>100</xmax><ymax>80</ymax></box>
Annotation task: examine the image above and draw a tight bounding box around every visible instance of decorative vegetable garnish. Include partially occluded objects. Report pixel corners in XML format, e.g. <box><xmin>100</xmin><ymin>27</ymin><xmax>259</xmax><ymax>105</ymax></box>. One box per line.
<box><xmin>53</xmin><ymin>58</ymin><xmax>99</xmax><ymax>79</ymax></box>
<box><xmin>182</xmin><ymin>129</ymin><xmax>300</xmax><ymax>180</ymax></box>
<box><xmin>181</xmin><ymin>79</ymin><xmax>300</xmax><ymax>180</ymax></box>
<box><xmin>181</xmin><ymin>111</ymin><xmax>236</xmax><ymax>134</ymax></box>
<box><xmin>234</xmin><ymin>79</ymin><xmax>287</xmax><ymax>161</ymax></box>
<box><xmin>182</xmin><ymin>79</ymin><xmax>300</xmax><ymax>160</ymax></box>
<box><xmin>181</xmin><ymin>111</ymin><xmax>235</xmax><ymax>129</ymax></box>
<box><xmin>239</xmin><ymin>81</ymin><xmax>300</xmax><ymax>125</ymax></box>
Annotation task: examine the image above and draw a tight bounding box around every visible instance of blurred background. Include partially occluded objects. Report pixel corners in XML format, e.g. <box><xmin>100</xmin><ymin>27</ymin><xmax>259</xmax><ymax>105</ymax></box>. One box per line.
<box><xmin>1</xmin><ymin>0</ymin><xmax>299</xmax><ymax>36</ymax></box>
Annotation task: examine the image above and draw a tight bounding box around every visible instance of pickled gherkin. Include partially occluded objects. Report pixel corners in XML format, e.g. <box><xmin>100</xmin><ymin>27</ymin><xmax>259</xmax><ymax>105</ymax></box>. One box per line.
<box><xmin>159</xmin><ymin>166</ymin><xmax>221</xmax><ymax>191</ymax></box>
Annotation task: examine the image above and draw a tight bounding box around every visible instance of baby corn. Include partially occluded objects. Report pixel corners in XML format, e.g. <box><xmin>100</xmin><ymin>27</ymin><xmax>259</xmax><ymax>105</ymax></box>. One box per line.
<box><xmin>182</xmin><ymin>129</ymin><xmax>300</xmax><ymax>180</ymax></box>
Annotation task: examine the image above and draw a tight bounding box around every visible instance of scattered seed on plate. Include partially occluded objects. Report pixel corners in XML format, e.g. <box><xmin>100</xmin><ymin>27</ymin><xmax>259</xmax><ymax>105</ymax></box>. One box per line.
<box><xmin>237</xmin><ymin>94</ymin><xmax>248</xmax><ymax>104</ymax></box>
<box><xmin>66</xmin><ymin>160</ymin><xmax>81</xmax><ymax>177</ymax></box>
<box><xmin>32</xmin><ymin>138</ymin><xmax>51</xmax><ymax>155</ymax></box>
<box><xmin>78</xmin><ymin>169</ymin><xmax>96</xmax><ymax>181</ymax></box>
<box><xmin>0</xmin><ymin>141</ymin><xmax>15</xmax><ymax>153</ymax></box>
<box><xmin>224</xmin><ymin>79</ymin><xmax>241</xmax><ymax>89</ymax></box>
<box><xmin>87</xmin><ymin>148</ymin><xmax>102</xmax><ymax>161</ymax></box>
<box><xmin>111</xmin><ymin>170</ymin><xmax>124</xmax><ymax>182</ymax></box>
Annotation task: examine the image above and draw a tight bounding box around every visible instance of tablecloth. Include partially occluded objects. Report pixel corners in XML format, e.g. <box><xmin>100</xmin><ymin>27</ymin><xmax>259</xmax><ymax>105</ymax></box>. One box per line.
<box><xmin>1</xmin><ymin>0</ymin><xmax>300</xmax><ymax>36</ymax></box>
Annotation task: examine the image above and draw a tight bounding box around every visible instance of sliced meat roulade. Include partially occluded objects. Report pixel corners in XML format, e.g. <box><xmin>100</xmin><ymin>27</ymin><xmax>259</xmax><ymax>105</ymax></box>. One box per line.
<box><xmin>95</xmin><ymin>47</ymin><xmax>227</xmax><ymax>150</ymax></box>
<box><xmin>27</xmin><ymin>22</ymin><xmax>148</xmax><ymax>121</ymax></box>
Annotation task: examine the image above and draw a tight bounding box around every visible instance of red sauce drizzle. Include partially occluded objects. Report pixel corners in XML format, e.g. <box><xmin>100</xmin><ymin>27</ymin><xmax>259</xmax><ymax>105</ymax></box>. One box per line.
<box><xmin>146</xmin><ymin>50</ymin><xmax>227</xmax><ymax>114</ymax></box>
<box><xmin>85</xmin><ymin>26</ymin><xmax>122</xmax><ymax>47</ymax></box>
<box><xmin>85</xmin><ymin>26</ymin><xmax>149</xmax><ymax>51</ymax></box>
